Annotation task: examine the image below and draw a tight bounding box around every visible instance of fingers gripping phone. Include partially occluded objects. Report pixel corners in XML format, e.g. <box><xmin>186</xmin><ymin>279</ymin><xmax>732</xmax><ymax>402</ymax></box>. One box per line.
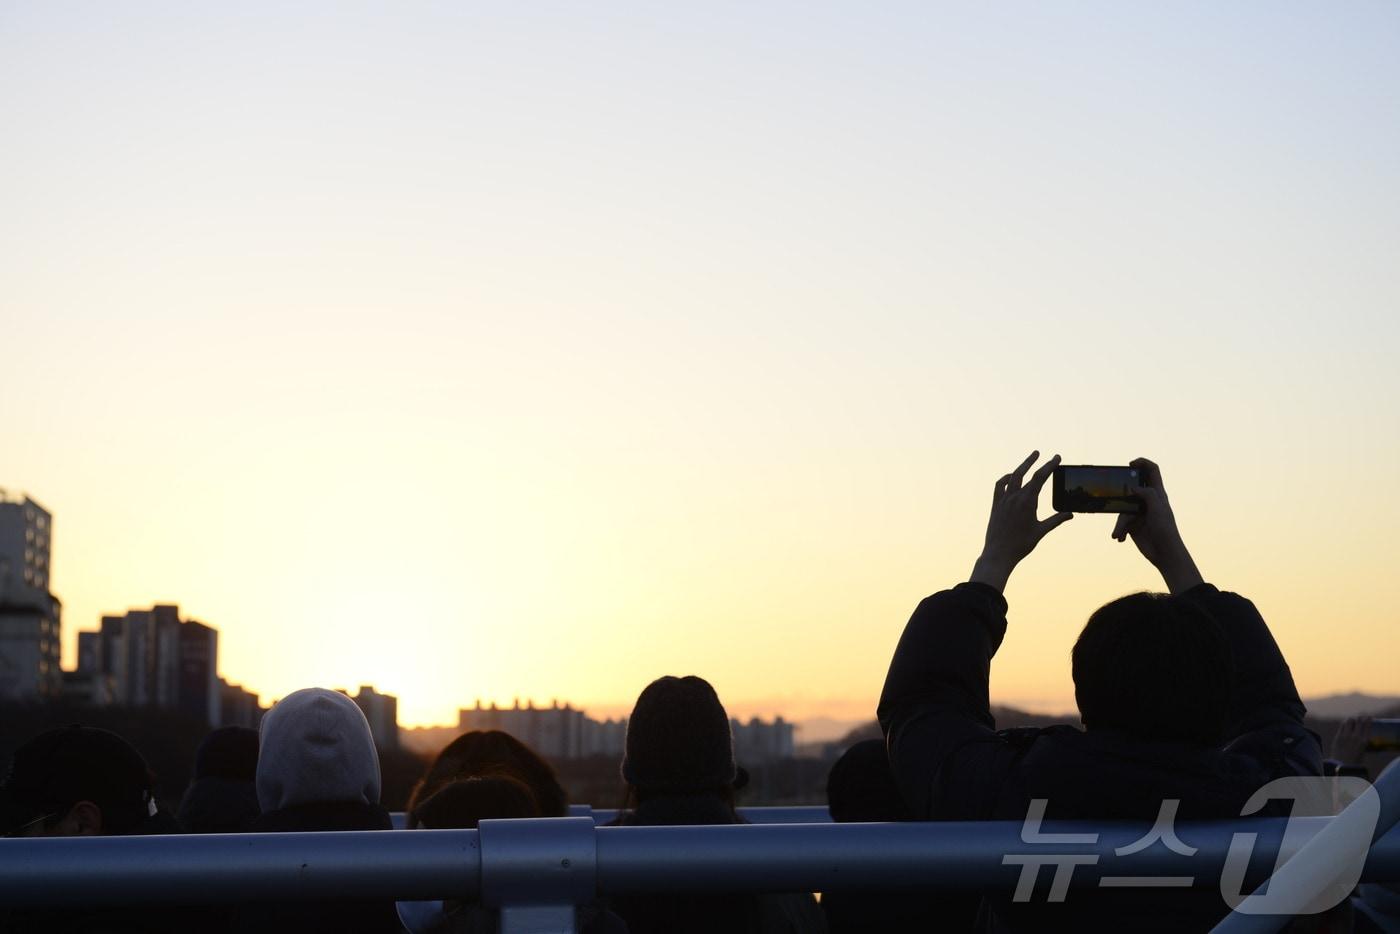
<box><xmin>1053</xmin><ymin>465</ymin><xmax>1143</xmax><ymax>514</ymax></box>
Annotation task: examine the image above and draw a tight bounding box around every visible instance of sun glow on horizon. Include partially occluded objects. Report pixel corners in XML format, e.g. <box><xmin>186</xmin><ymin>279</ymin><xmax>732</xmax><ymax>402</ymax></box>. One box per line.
<box><xmin>3</xmin><ymin>3</ymin><xmax>1398</xmax><ymax>728</ymax></box>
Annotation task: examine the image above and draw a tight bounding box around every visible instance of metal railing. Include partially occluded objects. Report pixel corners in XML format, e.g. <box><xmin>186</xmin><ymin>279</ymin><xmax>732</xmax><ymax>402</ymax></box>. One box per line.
<box><xmin>2</xmin><ymin>820</ymin><xmax>1398</xmax><ymax>931</ymax></box>
<box><xmin>388</xmin><ymin>804</ymin><xmax>833</xmax><ymax>828</ymax></box>
<box><xmin>4</xmin><ymin>765</ymin><xmax>1397</xmax><ymax>934</ymax></box>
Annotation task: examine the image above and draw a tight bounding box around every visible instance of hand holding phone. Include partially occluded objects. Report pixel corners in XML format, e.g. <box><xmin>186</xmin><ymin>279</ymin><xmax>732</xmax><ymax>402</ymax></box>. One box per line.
<box><xmin>1108</xmin><ymin>458</ymin><xmax>1203</xmax><ymax>594</ymax></box>
<box><xmin>969</xmin><ymin>451</ymin><xmax>1074</xmax><ymax>592</ymax></box>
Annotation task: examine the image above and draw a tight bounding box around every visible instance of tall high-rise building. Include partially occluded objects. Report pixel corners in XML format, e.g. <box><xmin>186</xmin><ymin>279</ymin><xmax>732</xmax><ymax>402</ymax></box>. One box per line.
<box><xmin>67</xmin><ymin>630</ymin><xmax>116</xmax><ymax>704</ymax></box>
<box><xmin>0</xmin><ymin>490</ymin><xmax>54</xmax><ymax>600</ymax></box>
<box><xmin>77</xmin><ymin>630</ymin><xmax>102</xmax><ymax>672</ymax></box>
<box><xmin>0</xmin><ymin>490</ymin><xmax>61</xmax><ymax>700</ymax></box>
<box><xmin>178</xmin><ymin>618</ymin><xmax>220</xmax><ymax>726</ymax></box>
<box><xmin>79</xmin><ymin>604</ymin><xmax>222</xmax><ymax>726</ymax></box>
<box><xmin>348</xmin><ymin>685</ymin><xmax>399</xmax><ymax>752</ymax></box>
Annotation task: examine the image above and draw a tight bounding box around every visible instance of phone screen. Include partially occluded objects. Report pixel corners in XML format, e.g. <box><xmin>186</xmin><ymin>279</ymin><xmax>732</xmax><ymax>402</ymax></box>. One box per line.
<box><xmin>1053</xmin><ymin>466</ymin><xmax>1141</xmax><ymax>514</ymax></box>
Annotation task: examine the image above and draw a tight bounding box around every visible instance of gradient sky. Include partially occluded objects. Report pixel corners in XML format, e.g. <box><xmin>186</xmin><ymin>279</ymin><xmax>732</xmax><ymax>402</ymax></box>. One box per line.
<box><xmin>3</xmin><ymin>2</ymin><xmax>1397</xmax><ymax>727</ymax></box>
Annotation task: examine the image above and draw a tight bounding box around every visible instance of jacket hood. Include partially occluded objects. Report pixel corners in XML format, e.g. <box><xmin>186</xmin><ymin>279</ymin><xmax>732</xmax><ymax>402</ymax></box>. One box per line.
<box><xmin>256</xmin><ymin>687</ymin><xmax>381</xmax><ymax>811</ymax></box>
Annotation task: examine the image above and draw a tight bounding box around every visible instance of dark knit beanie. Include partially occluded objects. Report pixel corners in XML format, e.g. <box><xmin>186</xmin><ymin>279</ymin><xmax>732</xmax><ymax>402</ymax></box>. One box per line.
<box><xmin>193</xmin><ymin>727</ymin><xmax>260</xmax><ymax>782</ymax></box>
<box><xmin>621</xmin><ymin>676</ymin><xmax>737</xmax><ymax>793</ymax></box>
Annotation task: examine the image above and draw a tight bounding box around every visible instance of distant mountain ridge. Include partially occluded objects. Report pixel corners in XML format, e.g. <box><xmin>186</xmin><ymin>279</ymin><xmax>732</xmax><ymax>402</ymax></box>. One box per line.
<box><xmin>1302</xmin><ymin>692</ymin><xmax>1400</xmax><ymax>720</ymax></box>
<box><xmin>816</xmin><ymin>695</ymin><xmax>1400</xmax><ymax>755</ymax></box>
<box><xmin>794</xmin><ymin>717</ymin><xmax>868</xmax><ymax>744</ymax></box>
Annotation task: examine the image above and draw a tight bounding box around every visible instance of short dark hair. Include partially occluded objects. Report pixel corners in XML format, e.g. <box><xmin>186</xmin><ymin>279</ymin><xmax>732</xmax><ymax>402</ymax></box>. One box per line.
<box><xmin>826</xmin><ymin>739</ymin><xmax>908</xmax><ymax>823</ymax></box>
<box><xmin>406</xmin><ymin>731</ymin><xmax>567</xmax><ymax>817</ymax></box>
<box><xmin>411</xmin><ymin>774</ymin><xmax>541</xmax><ymax>829</ymax></box>
<box><xmin>1072</xmin><ymin>592</ymin><xmax>1231</xmax><ymax>746</ymax></box>
<box><xmin>621</xmin><ymin>675</ymin><xmax>737</xmax><ymax>796</ymax></box>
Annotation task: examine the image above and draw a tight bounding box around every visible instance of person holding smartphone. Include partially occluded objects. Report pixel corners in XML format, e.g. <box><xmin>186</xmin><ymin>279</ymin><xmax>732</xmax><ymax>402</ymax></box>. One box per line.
<box><xmin>877</xmin><ymin>453</ymin><xmax>1321</xmax><ymax>931</ymax></box>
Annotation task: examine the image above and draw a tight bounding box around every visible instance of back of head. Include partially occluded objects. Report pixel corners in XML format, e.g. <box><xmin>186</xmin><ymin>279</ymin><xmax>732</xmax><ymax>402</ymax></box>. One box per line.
<box><xmin>411</xmin><ymin>775</ymin><xmax>541</xmax><ymax>829</ymax></box>
<box><xmin>1072</xmin><ymin>592</ymin><xmax>1231</xmax><ymax>746</ymax></box>
<box><xmin>256</xmin><ymin>688</ymin><xmax>381</xmax><ymax>812</ymax></box>
<box><xmin>827</xmin><ymin>739</ymin><xmax>908</xmax><ymax>823</ymax></box>
<box><xmin>194</xmin><ymin>726</ymin><xmax>260</xmax><ymax>782</ymax></box>
<box><xmin>0</xmin><ymin>725</ymin><xmax>155</xmax><ymax>836</ymax></box>
<box><xmin>622</xmin><ymin>675</ymin><xmax>737</xmax><ymax>796</ymax></box>
<box><xmin>407</xmin><ymin>730</ymin><xmax>568</xmax><ymax>817</ymax></box>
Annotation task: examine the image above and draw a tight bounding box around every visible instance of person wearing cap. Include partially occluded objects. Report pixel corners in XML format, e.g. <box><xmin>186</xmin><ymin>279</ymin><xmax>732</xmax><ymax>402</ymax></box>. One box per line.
<box><xmin>608</xmin><ymin>675</ymin><xmax>827</xmax><ymax>934</ymax></box>
<box><xmin>1</xmin><ymin>724</ymin><xmax>164</xmax><ymax>838</ymax></box>
<box><xmin>1</xmin><ymin>726</ymin><xmax>186</xmax><ymax>934</ymax></box>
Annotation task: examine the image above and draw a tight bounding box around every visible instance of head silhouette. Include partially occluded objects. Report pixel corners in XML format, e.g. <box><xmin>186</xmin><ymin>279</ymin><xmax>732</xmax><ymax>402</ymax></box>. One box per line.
<box><xmin>1072</xmin><ymin>592</ymin><xmax>1231</xmax><ymax>746</ymax></box>
<box><xmin>826</xmin><ymin>739</ymin><xmax>908</xmax><ymax>823</ymax></box>
<box><xmin>407</xmin><ymin>730</ymin><xmax>567</xmax><ymax>817</ymax></box>
<box><xmin>621</xmin><ymin>675</ymin><xmax>737</xmax><ymax>798</ymax></box>
<box><xmin>410</xmin><ymin>774</ymin><xmax>541</xmax><ymax>829</ymax></box>
<box><xmin>256</xmin><ymin>688</ymin><xmax>381</xmax><ymax>811</ymax></box>
<box><xmin>1</xmin><ymin>726</ymin><xmax>156</xmax><ymax>837</ymax></box>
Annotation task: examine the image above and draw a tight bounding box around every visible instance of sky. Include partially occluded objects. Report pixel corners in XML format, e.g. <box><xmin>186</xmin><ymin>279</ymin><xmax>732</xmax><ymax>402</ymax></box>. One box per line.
<box><xmin>2</xmin><ymin>2</ymin><xmax>1397</xmax><ymax>728</ymax></box>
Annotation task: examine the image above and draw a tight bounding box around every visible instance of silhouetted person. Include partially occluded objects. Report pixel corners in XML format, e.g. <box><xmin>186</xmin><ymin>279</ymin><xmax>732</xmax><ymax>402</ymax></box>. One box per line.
<box><xmin>177</xmin><ymin>726</ymin><xmax>260</xmax><ymax>834</ymax></box>
<box><xmin>826</xmin><ymin>739</ymin><xmax>904</xmax><ymax>824</ymax></box>
<box><xmin>410</xmin><ymin>773</ymin><xmax>540</xmax><ymax>829</ymax></box>
<box><xmin>397</xmin><ymin>775</ymin><xmax>545</xmax><ymax>934</ymax></box>
<box><xmin>407</xmin><ymin>729</ymin><xmax>568</xmax><ymax>817</ymax></box>
<box><xmin>395</xmin><ymin>776</ymin><xmax>627</xmax><ymax>934</ymax></box>
<box><xmin>0</xmin><ymin>725</ymin><xmax>185</xmax><ymax>933</ymax></box>
<box><xmin>608</xmin><ymin>675</ymin><xmax>827</xmax><ymax>934</ymax></box>
<box><xmin>878</xmin><ymin>454</ymin><xmax>1322</xmax><ymax>932</ymax></box>
<box><xmin>234</xmin><ymin>688</ymin><xmax>400</xmax><ymax>934</ymax></box>
<box><xmin>819</xmin><ymin>740</ymin><xmax>976</xmax><ymax>933</ymax></box>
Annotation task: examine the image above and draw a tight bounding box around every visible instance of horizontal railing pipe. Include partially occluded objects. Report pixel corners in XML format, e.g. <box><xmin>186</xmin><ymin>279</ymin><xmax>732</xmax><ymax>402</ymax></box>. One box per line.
<box><xmin>590</xmin><ymin>819</ymin><xmax>1400</xmax><ymax>894</ymax></box>
<box><xmin>395</xmin><ymin>805</ymin><xmax>834</xmax><ymax>828</ymax></box>
<box><xmin>591</xmin><ymin>818</ymin><xmax>1343</xmax><ymax>894</ymax></box>
<box><xmin>0</xmin><ymin>820</ymin><xmax>1396</xmax><ymax>907</ymax></box>
<box><xmin>0</xmin><ymin>828</ymin><xmax>481</xmax><ymax>907</ymax></box>
<box><xmin>585</xmin><ymin>805</ymin><xmax>833</xmax><ymax>826</ymax></box>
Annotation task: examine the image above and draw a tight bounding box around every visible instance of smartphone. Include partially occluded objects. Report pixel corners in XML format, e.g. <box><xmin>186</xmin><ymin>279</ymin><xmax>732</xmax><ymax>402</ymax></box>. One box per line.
<box><xmin>1052</xmin><ymin>465</ymin><xmax>1143</xmax><ymax>514</ymax></box>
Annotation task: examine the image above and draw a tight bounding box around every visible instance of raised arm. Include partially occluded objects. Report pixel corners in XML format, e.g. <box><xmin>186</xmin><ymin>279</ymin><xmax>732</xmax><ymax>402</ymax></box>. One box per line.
<box><xmin>1113</xmin><ymin>458</ymin><xmax>1314</xmax><ymax>757</ymax></box>
<box><xmin>1109</xmin><ymin>457</ymin><xmax>1203</xmax><ymax>595</ymax></box>
<box><xmin>878</xmin><ymin>452</ymin><xmax>1073</xmax><ymax>818</ymax></box>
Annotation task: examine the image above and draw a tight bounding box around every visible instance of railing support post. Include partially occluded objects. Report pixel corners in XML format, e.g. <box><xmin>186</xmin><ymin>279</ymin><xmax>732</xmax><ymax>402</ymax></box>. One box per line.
<box><xmin>479</xmin><ymin>816</ymin><xmax>596</xmax><ymax>934</ymax></box>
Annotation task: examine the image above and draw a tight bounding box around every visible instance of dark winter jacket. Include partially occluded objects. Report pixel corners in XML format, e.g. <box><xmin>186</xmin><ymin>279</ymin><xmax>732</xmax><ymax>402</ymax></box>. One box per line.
<box><xmin>231</xmin><ymin>801</ymin><xmax>402</xmax><ymax>934</ymax></box>
<box><xmin>877</xmin><ymin>582</ymin><xmax>1322</xmax><ymax>932</ymax></box>
<box><xmin>176</xmin><ymin>775</ymin><xmax>260</xmax><ymax>834</ymax></box>
<box><xmin>607</xmin><ymin>795</ymin><xmax>827</xmax><ymax>934</ymax></box>
<box><xmin>0</xmin><ymin>813</ymin><xmax>196</xmax><ymax>934</ymax></box>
